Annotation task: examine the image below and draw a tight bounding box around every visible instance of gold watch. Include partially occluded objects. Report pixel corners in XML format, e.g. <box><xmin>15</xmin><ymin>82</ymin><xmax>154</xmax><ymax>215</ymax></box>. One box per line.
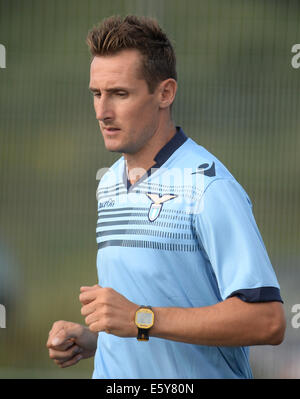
<box><xmin>135</xmin><ymin>306</ymin><xmax>154</xmax><ymax>341</ymax></box>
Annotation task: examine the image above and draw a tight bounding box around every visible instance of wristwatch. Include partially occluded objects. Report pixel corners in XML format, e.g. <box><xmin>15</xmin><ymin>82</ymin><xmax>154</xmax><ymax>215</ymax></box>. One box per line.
<box><xmin>135</xmin><ymin>305</ymin><xmax>154</xmax><ymax>341</ymax></box>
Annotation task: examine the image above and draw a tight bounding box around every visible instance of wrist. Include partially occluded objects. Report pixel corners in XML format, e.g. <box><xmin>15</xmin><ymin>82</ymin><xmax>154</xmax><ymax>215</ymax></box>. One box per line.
<box><xmin>131</xmin><ymin>305</ymin><xmax>140</xmax><ymax>337</ymax></box>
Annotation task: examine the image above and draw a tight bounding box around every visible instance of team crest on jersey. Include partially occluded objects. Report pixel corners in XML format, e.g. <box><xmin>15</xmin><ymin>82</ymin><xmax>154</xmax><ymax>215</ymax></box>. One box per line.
<box><xmin>146</xmin><ymin>193</ymin><xmax>177</xmax><ymax>222</ymax></box>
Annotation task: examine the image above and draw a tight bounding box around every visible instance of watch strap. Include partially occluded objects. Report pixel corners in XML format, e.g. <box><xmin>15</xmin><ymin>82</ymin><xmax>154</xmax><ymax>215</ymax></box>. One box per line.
<box><xmin>137</xmin><ymin>328</ymin><xmax>150</xmax><ymax>341</ymax></box>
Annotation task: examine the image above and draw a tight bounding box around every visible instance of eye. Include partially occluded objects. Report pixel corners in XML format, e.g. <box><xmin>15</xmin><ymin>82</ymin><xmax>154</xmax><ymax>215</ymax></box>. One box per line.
<box><xmin>116</xmin><ymin>92</ymin><xmax>128</xmax><ymax>97</ymax></box>
<box><xmin>93</xmin><ymin>92</ymin><xmax>101</xmax><ymax>98</ymax></box>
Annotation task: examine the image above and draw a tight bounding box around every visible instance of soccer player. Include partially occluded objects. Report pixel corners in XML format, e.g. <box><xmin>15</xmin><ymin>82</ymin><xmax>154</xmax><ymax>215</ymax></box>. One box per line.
<box><xmin>46</xmin><ymin>15</ymin><xmax>286</xmax><ymax>378</ymax></box>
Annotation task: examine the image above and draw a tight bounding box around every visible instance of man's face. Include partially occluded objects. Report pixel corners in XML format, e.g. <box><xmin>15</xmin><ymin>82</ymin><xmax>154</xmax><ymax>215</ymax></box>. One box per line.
<box><xmin>89</xmin><ymin>49</ymin><xmax>161</xmax><ymax>155</ymax></box>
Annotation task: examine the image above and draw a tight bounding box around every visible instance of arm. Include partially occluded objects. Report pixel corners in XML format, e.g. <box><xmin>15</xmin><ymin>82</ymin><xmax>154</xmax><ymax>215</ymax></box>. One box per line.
<box><xmin>150</xmin><ymin>296</ymin><xmax>286</xmax><ymax>346</ymax></box>
<box><xmin>80</xmin><ymin>285</ymin><xmax>286</xmax><ymax>347</ymax></box>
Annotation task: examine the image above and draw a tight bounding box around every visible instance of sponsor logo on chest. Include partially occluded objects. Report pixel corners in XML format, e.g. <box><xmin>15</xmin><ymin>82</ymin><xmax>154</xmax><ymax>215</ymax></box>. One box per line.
<box><xmin>98</xmin><ymin>198</ymin><xmax>115</xmax><ymax>209</ymax></box>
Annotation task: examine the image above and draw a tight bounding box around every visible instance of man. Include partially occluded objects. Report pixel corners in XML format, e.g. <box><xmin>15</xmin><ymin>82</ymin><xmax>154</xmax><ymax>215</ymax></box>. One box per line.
<box><xmin>46</xmin><ymin>15</ymin><xmax>286</xmax><ymax>379</ymax></box>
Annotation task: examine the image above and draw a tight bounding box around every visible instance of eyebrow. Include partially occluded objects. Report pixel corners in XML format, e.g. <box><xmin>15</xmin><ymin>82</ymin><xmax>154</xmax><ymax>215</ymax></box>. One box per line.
<box><xmin>89</xmin><ymin>86</ymin><xmax>129</xmax><ymax>93</ymax></box>
<box><xmin>89</xmin><ymin>87</ymin><xmax>99</xmax><ymax>93</ymax></box>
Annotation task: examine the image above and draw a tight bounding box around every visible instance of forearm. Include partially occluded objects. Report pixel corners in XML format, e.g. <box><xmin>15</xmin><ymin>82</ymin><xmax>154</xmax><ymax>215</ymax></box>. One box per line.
<box><xmin>149</xmin><ymin>297</ymin><xmax>285</xmax><ymax>346</ymax></box>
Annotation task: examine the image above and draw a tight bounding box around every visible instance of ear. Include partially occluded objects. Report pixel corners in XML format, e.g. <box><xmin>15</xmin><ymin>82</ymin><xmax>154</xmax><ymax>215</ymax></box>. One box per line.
<box><xmin>158</xmin><ymin>79</ymin><xmax>177</xmax><ymax>109</ymax></box>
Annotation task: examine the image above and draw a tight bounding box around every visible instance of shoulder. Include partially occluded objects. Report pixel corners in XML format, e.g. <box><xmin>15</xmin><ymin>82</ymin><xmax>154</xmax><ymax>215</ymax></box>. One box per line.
<box><xmin>171</xmin><ymin>137</ymin><xmax>251</xmax><ymax>203</ymax></box>
<box><xmin>175</xmin><ymin>137</ymin><xmax>233</xmax><ymax>179</ymax></box>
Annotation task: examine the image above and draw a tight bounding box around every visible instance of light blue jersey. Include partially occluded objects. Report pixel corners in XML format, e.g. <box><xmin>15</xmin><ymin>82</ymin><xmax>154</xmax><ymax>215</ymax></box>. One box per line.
<box><xmin>92</xmin><ymin>127</ymin><xmax>282</xmax><ymax>379</ymax></box>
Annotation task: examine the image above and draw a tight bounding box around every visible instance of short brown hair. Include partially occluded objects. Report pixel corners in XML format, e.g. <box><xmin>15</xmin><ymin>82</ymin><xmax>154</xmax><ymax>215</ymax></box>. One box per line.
<box><xmin>86</xmin><ymin>15</ymin><xmax>177</xmax><ymax>93</ymax></box>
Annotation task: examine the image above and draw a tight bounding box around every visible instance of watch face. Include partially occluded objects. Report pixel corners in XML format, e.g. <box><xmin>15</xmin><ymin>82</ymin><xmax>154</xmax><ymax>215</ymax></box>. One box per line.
<box><xmin>136</xmin><ymin>311</ymin><xmax>153</xmax><ymax>326</ymax></box>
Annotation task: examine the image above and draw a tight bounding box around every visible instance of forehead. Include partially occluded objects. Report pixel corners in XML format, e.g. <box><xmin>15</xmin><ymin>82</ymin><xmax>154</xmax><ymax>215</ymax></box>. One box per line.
<box><xmin>89</xmin><ymin>49</ymin><xmax>145</xmax><ymax>88</ymax></box>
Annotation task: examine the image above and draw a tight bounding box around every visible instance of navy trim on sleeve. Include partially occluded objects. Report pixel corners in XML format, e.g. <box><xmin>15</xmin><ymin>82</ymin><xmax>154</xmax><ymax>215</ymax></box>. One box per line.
<box><xmin>227</xmin><ymin>287</ymin><xmax>283</xmax><ymax>303</ymax></box>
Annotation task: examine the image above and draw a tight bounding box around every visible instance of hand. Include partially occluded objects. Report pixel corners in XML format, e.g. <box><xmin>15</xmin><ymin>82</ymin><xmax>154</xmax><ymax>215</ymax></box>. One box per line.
<box><xmin>46</xmin><ymin>320</ymin><xmax>98</xmax><ymax>368</ymax></box>
<box><xmin>79</xmin><ymin>284</ymin><xmax>139</xmax><ymax>337</ymax></box>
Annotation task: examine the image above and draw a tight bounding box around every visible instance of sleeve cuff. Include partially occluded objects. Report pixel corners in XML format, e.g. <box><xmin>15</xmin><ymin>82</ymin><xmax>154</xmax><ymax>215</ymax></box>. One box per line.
<box><xmin>227</xmin><ymin>286</ymin><xmax>283</xmax><ymax>303</ymax></box>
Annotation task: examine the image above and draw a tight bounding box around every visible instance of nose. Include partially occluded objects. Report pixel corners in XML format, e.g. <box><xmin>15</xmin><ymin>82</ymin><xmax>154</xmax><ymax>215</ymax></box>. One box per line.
<box><xmin>94</xmin><ymin>96</ymin><xmax>114</xmax><ymax>122</ymax></box>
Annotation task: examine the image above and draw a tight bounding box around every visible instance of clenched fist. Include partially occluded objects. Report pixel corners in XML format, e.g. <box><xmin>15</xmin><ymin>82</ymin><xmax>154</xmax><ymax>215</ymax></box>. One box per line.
<box><xmin>79</xmin><ymin>284</ymin><xmax>139</xmax><ymax>337</ymax></box>
<box><xmin>46</xmin><ymin>320</ymin><xmax>97</xmax><ymax>368</ymax></box>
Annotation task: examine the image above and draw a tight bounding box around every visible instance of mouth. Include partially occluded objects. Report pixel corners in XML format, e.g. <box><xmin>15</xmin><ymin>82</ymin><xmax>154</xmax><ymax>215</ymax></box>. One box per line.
<box><xmin>102</xmin><ymin>127</ymin><xmax>121</xmax><ymax>136</ymax></box>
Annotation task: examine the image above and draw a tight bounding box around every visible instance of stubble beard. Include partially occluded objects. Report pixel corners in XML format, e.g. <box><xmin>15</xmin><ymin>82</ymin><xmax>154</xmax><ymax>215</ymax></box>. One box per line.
<box><xmin>104</xmin><ymin>129</ymin><xmax>155</xmax><ymax>156</ymax></box>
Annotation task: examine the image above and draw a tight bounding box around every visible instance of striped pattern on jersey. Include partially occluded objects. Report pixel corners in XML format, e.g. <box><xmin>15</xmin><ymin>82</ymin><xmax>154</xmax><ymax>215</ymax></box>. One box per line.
<box><xmin>96</xmin><ymin>182</ymin><xmax>202</xmax><ymax>252</ymax></box>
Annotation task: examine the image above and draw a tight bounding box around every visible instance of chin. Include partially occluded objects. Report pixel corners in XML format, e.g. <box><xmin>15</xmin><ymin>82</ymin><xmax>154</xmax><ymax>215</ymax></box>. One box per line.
<box><xmin>103</xmin><ymin>141</ymin><xmax>130</xmax><ymax>154</ymax></box>
<box><xmin>102</xmin><ymin>138</ymin><xmax>122</xmax><ymax>153</ymax></box>
<box><xmin>104</xmin><ymin>145</ymin><xmax>123</xmax><ymax>153</ymax></box>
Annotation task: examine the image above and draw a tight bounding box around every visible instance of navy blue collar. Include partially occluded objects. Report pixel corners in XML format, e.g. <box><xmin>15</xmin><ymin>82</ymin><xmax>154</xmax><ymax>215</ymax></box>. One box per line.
<box><xmin>124</xmin><ymin>126</ymin><xmax>188</xmax><ymax>190</ymax></box>
<box><xmin>153</xmin><ymin>126</ymin><xmax>187</xmax><ymax>168</ymax></box>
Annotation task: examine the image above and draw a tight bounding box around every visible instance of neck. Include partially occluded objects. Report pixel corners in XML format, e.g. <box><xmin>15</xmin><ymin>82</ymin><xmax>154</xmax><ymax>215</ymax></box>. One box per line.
<box><xmin>124</xmin><ymin>120</ymin><xmax>176</xmax><ymax>185</ymax></box>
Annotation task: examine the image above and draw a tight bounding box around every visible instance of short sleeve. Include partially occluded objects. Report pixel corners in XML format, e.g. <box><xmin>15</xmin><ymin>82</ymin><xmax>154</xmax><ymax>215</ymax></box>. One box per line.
<box><xmin>194</xmin><ymin>178</ymin><xmax>283</xmax><ymax>303</ymax></box>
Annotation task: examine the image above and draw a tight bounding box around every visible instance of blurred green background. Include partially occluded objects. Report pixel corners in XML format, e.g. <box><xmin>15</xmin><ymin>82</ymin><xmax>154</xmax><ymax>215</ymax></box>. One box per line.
<box><xmin>0</xmin><ymin>0</ymin><xmax>299</xmax><ymax>378</ymax></box>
